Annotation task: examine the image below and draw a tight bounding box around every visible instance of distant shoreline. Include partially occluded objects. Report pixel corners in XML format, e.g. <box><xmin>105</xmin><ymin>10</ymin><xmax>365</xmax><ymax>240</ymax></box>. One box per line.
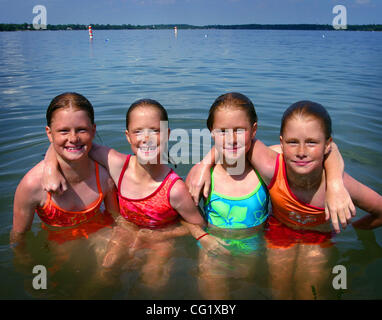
<box><xmin>1</xmin><ymin>23</ymin><xmax>381</xmax><ymax>32</ymax></box>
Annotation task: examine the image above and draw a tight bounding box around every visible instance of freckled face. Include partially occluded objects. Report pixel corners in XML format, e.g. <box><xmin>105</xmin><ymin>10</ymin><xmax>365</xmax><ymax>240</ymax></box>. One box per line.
<box><xmin>125</xmin><ymin>107</ymin><xmax>169</xmax><ymax>164</ymax></box>
<box><xmin>211</xmin><ymin>107</ymin><xmax>256</xmax><ymax>162</ymax></box>
<box><xmin>280</xmin><ymin>116</ymin><xmax>331</xmax><ymax>176</ymax></box>
<box><xmin>46</xmin><ymin>108</ymin><xmax>96</xmax><ymax>162</ymax></box>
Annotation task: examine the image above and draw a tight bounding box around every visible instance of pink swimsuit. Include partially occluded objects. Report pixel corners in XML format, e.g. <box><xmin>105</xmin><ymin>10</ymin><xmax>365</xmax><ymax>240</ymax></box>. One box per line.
<box><xmin>117</xmin><ymin>155</ymin><xmax>181</xmax><ymax>229</ymax></box>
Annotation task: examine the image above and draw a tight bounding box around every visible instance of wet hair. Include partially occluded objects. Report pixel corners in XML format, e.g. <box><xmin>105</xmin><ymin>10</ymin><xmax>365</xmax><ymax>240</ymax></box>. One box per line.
<box><xmin>46</xmin><ymin>92</ymin><xmax>94</xmax><ymax>127</ymax></box>
<box><xmin>126</xmin><ymin>98</ymin><xmax>168</xmax><ymax>130</ymax></box>
<box><xmin>280</xmin><ymin>100</ymin><xmax>332</xmax><ymax>139</ymax></box>
<box><xmin>206</xmin><ymin>92</ymin><xmax>258</xmax><ymax>131</ymax></box>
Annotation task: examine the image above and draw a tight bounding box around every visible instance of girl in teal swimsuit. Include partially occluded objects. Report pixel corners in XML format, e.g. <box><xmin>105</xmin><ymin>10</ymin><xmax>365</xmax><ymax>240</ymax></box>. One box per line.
<box><xmin>185</xmin><ymin>92</ymin><xmax>270</xmax><ymax>299</ymax></box>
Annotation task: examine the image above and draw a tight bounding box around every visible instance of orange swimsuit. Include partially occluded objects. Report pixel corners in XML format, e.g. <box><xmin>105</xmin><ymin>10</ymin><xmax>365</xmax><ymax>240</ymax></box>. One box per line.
<box><xmin>36</xmin><ymin>162</ymin><xmax>114</xmax><ymax>244</ymax></box>
<box><xmin>265</xmin><ymin>154</ymin><xmax>333</xmax><ymax>248</ymax></box>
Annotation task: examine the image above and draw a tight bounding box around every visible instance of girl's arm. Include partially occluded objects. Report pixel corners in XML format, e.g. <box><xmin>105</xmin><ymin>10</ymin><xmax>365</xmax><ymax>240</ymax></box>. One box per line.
<box><xmin>343</xmin><ymin>173</ymin><xmax>382</xmax><ymax>230</ymax></box>
<box><xmin>185</xmin><ymin>147</ymin><xmax>217</xmax><ymax>205</ymax></box>
<box><xmin>136</xmin><ymin>221</ymin><xmax>191</xmax><ymax>243</ymax></box>
<box><xmin>170</xmin><ymin>179</ymin><xmax>206</xmax><ymax>226</ymax></box>
<box><xmin>11</xmin><ymin>167</ymin><xmax>43</xmax><ymax>266</ymax></box>
<box><xmin>42</xmin><ymin>143</ymin><xmax>127</xmax><ymax>193</ymax></box>
<box><xmin>42</xmin><ymin>144</ymin><xmax>67</xmax><ymax>194</ymax></box>
<box><xmin>269</xmin><ymin>144</ymin><xmax>282</xmax><ymax>153</ymax></box>
<box><xmin>103</xmin><ymin>178</ymin><xmax>120</xmax><ymax>220</ymax></box>
<box><xmin>85</xmin><ymin>143</ymin><xmax>127</xmax><ymax>186</ymax></box>
<box><xmin>12</xmin><ymin>168</ymin><xmax>42</xmax><ymax>237</ymax></box>
<box><xmin>170</xmin><ymin>179</ymin><xmax>231</xmax><ymax>255</ymax></box>
<box><xmin>88</xmin><ymin>144</ymin><xmax>122</xmax><ymax>176</ymax></box>
<box><xmin>135</xmin><ymin>179</ymin><xmax>207</xmax><ymax>243</ymax></box>
<box><xmin>323</xmin><ymin>142</ymin><xmax>356</xmax><ymax>233</ymax></box>
<box><xmin>247</xmin><ymin>138</ymin><xmax>279</xmax><ymax>185</ymax></box>
<box><xmin>180</xmin><ymin>219</ymin><xmax>231</xmax><ymax>256</ymax></box>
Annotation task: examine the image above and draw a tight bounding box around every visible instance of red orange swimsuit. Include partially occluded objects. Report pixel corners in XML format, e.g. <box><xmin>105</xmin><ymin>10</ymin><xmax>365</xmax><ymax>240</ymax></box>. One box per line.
<box><xmin>36</xmin><ymin>162</ymin><xmax>114</xmax><ymax>244</ymax></box>
<box><xmin>265</xmin><ymin>154</ymin><xmax>333</xmax><ymax>248</ymax></box>
<box><xmin>117</xmin><ymin>155</ymin><xmax>181</xmax><ymax>229</ymax></box>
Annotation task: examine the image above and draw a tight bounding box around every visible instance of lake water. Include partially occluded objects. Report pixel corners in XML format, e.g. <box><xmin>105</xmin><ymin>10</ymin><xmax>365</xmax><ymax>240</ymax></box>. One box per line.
<box><xmin>0</xmin><ymin>29</ymin><xmax>381</xmax><ymax>300</ymax></box>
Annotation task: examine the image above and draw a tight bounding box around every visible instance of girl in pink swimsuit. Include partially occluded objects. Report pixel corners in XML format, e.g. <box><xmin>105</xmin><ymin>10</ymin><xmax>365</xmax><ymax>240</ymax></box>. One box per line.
<box><xmin>44</xmin><ymin>98</ymin><xmax>205</xmax><ymax>290</ymax></box>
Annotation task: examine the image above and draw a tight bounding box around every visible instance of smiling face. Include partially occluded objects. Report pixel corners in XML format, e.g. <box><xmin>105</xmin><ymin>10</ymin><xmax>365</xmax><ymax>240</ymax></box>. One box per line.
<box><xmin>280</xmin><ymin>115</ymin><xmax>332</xmax><ymax>177</ymax></box>
<box><xmin>46</xmin><ymin>107</ymin><xmax>96</xmax><ymax>162</ymax></box>
<box><xmin>125</xmin><ymin>106</ymin><xmax>169</xmax><ymax>164</ymax></box>
<box><xmin>211</xmin><ymin>107</ymin><xmax>256</xmax><ymax>164</ymax></box>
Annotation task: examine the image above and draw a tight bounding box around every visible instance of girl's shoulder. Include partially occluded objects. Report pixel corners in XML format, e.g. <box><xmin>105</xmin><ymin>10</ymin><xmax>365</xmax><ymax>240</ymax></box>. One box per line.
<box><xmin>15</xmin><ymin>161</ymin><xmax>46</xmax><ymax>204</ymax></box>
<box><xmin>108</xmin><ymin>149</ymin><xmax>130</xmax><ymax>169</ymax></box>
<box><xmin>106</xmin><ymin>150</ymin><xmax>131</xmax><ymax>184</ymax></box>
<box><xmin>22</xmin><ymin>161</ymin><xmax>45</xmax><ymax>189</ymax></box>
<box><xmin>248</xmin><ymin>139</ymin><xmax>279</xmax><ymax>185</ymax></box>
<box><xmin>168</xmin><ymin>176</ymin><xmax>190</xmax><ymax>209</ymax></box>
<box><xmin>166</xmin><ymin>169</ymin><xmax>184</xmax><ymax>195</ymax></box>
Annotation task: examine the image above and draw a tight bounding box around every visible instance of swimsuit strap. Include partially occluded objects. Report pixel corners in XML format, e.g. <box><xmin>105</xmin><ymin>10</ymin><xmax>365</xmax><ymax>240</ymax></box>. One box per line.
<box><xmin>165</xmin><ymin>170</ymin><xmax>182</xmax><ymax>203</ymax></box>
<box><xmin>117</xmin><ymin>154</ymin><xmax>131</xmax><ymax>194</ymax></box>
<box><xmin>267</xmin><ymin>153</ymin><xmax>281</xmax><ymax>189</ymax></box>
<box><xmin>43</xmin><ymin>190</ymin><xmax>52</xmax><ymax>210</ymax></box>
<box><xmin>40</xmin><ymin>160</ymin><xmax>103</xmax><ymax>213</ymax></box>
<box><xmin>205</xmin><ymin>167</ymin><xmax>215</xmax><ymax>206</ymax></box>
<box><xmin>94</xmin><ymin>162</ymin><xmax>103</xmax><ymax>196</ymax></box>
<box><xmin>206</xmin><ymin>166</ymin><xmax>264</xmax><ymax>204</ymax></box>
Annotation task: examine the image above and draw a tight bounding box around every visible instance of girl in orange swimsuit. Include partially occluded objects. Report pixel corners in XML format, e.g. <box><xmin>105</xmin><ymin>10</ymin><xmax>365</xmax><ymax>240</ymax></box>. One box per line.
<box><xmin>44</xmin><ymin>98</ymin><xmax>205</xmax><ymax>291</ymax></box>
<box><xmin>11</xmin><ymin>93</ymin><xmax>119</xmax><ymax>281</ymax></box>
<box><xmin>251</xmin><ymin>101</ymin><xmax>382</xmax><ymax>299</ymax></box>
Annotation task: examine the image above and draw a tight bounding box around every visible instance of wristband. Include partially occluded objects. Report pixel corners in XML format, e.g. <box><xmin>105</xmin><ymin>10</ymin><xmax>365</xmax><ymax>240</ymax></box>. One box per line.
<box><xmin>196</xmin><ymin>233</ymin><xmax>209</xmax><ymax>241</ymax></box>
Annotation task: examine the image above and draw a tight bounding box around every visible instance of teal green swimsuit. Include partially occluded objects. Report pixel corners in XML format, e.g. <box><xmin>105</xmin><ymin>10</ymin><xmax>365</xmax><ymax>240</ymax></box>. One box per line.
<box><xmin>201</xmin><ymin>167</ymin><xmax>269</xmax><ymax>255</ymax></box>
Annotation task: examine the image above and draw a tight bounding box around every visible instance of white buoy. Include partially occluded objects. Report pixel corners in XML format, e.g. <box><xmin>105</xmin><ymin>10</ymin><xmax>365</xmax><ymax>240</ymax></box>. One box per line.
<box><xmin>89</xmin><ymin>25</ymin><xmax>93</xmax><ymax>40</ymax></box>
<box><xmin>174</xmin><ymin>26</ymin><xmax>178</xmax><ymax>37</ymax></box>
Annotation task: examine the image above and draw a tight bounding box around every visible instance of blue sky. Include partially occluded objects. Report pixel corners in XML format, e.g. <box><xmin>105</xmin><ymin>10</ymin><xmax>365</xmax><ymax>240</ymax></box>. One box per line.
<box><xmin>0</xmin><ymin>0</ymin><xmax>381</xmax><ymax>25</ymax></box>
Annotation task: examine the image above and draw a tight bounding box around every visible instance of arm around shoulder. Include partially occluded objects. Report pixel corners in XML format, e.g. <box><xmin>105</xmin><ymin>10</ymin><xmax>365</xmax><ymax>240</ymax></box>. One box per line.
<box><xmin>185</xmin><ymin>146</ymin><xmax>217</xmax><ymax>205</ymax></box>
<box><xmin>247</xmin><ymin>138</ymin><xmax>278</xmax><ymax>185</ymax></box>
<box><xmin>323</xmin><ymin>141</ymin><xmax>356</xmax><ymax>233</ymax></box>
<box><xmin>90</xmin><ymin>143</ymin><xmax>127</xmax><ymax>182</ymax></box>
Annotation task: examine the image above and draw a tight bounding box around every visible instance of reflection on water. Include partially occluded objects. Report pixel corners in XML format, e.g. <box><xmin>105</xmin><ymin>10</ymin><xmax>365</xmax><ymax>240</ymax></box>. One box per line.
<box><xmin>0</xmin><ymin>29</ymin><xmax>382</xmax><ymax>299</ymax></box>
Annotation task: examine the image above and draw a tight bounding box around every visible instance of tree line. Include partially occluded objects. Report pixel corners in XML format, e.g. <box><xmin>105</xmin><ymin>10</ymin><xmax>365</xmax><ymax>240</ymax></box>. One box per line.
<box><xmin>1</xmin><ymin>23</ymin><xmax>381</xmax><ymax>32</ymax></box>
